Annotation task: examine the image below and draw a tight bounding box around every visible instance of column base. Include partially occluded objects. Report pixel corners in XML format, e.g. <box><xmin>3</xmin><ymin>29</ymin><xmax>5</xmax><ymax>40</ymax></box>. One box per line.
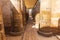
<box><xmin>37</xmin><ymin>27</ymin><xmax>60</xmax><ymax>37</ymax></box>
<box><xmin>9</xmin><ymin>31</ymin><xmax>24</xmax><ymax>36</ymax></box>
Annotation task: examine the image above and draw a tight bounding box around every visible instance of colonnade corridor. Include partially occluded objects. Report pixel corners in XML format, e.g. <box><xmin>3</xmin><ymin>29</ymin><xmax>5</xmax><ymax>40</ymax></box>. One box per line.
<box><xmin>6</xmin><ymin>19</ymin><xmax>59</xmax><ymax>40</ymax></box>
<box><xmin>0</xmin><ymin>0</ymin><xmax>60</xmax><ymax>40</ymax></box>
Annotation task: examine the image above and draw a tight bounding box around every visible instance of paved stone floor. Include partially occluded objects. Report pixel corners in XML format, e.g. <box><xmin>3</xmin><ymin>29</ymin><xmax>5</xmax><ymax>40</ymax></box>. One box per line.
<box><xmin>6</xmin><ymin>21</ymin><xmax>59</xmax><ymax>40</ymax></box>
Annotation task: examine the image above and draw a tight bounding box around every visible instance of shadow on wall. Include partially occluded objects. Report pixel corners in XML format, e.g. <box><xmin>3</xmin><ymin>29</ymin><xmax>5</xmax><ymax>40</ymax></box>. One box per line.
<box><xmin>58</xmin><ymin>18</ymin><xmax>60</xmax><ymax>29</ymax></box>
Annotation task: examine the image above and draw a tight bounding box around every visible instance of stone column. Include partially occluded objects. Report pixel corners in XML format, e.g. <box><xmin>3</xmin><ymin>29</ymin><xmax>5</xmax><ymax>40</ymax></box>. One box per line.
<box><xmin>21</xmin><ymin>0</ymin><xmax>26</xmax><ymax>25</ymax></box>
<box><xmin>51</xmin><ymin>0</ymin><xmax>60</xmax><ymax>28</ymax></box>
<box><xmin>40</xmin><ymin>0</ymin><xmax>51</xmax><ymax>28</ymax></box>
<box><xmin>10</xmin><ymin>0</ymin><xmax>24</xmax><ymax>35</ymax></box>
<box><xmin>0</xmin><ymin>5</ymin><xmax>6</xmax><ymax>40</ymax></box>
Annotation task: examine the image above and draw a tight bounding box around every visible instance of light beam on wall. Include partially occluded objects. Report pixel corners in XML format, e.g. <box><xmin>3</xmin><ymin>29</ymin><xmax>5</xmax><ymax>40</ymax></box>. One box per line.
<box><xmin>10</xmin><ymin>0</ymin><xmax>20</xmax><ymax>13</ymax></box>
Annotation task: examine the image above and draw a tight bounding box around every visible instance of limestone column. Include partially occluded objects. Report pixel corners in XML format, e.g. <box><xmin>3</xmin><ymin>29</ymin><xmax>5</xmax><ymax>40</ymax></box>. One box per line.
<box><xmin>51</xmin><ymin>0</ymin><xmax>60</xmax><ymax>28</ymax></box>
<box><xmin>29</xmin><ymin>9</ymin><xmax>33</xmax><ymax>20</ymax></box>
<box><xmin>0</xmin><ymin>5</ymin><xmax>6</xmax><ymax>40</ymax></box>
<box><xmin>10</xmin><ymin>0</ymin><xmax>24</xmax><ymax>34</ymax></box>
<box><xmin>40</xmin><ymin>0</ymin><xmax>51</xmax><ymax>28</ymax></box>
<box><xmin>21</xmin><ymin>0</ymin><xmax>26</xmax><ymax>25</ymax></box>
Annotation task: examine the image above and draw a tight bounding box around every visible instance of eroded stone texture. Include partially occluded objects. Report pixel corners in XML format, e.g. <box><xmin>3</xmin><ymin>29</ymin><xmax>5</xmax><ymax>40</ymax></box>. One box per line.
<box><xmin>0</xmin><ymin>0</ymin><xmax>12</xmax><ymax>27</ymax></box>
<box><xmin>51</xmin><ymin>0</ymin><xmax>60</xmax><ymax>27</ymax></box>
<box><xmin>40</xmin><ymin>0</ymin><xmax>51</xmax><ymax>28</ymax></box>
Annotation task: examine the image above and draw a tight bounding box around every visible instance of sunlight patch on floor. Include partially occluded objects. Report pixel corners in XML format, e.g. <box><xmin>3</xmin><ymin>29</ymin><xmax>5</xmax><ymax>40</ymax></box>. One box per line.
<box><xmin>32</xmin><ymin>24</ymin><xmax>39</xmax><ymax>29</ymax></box>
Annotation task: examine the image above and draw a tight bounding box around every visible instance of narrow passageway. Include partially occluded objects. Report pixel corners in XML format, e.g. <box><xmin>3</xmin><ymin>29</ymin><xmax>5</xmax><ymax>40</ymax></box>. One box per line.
<box><xmin>23</xmin><ymin>20</ymin><xmax>59</xmax><ymax>40</ymax></box>
<box><xmin>6</xmin><ymin>19</ymin><xmax>59</xmax><ymax>40</ymax></box>
<box><xmin>5</xmin><ymin>20</ymin><xmax>60</xmax><ymax>40</ymax></box>
<box><xmin>0</xmin><ymin>0</ymin><xmax>60</xmax><ymax>40</ymax></box>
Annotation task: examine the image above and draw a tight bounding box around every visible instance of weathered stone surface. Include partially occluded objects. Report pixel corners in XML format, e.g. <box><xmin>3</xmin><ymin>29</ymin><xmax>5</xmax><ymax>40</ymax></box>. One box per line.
<box><xmin>0</xmin><ymin>0</ymin><xmax>12</xmax><ymax>27</ymax></box>
<box><xmin>51</xmin><ymin>0</ymin><xmax>60</xmax><ymax>27</ymax></box>
<box><xmin>0</xmin><ymin>5</ymin><xmax>6</xmax><ymax>40</ymax></box>
<box><xmin>9</xmin><ymin>0</ymin><xmax>25</xmax><ymax>35</ymax></box>
<box><xmin>40</xmin><ymin>0</ymin><xmax>51</xmax><ymax>28</ymax></box>
<box><xmin>0</xmin><ymin>33</ymin><xmax>2</xmax><ymax>40</ymax></box>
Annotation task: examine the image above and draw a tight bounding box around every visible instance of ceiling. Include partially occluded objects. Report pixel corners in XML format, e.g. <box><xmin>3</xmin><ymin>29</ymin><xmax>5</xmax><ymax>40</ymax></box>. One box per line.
<box><xmin>24</xmin><ymin>0</ymin><xmax>38</xmax><ymax>9</ymax></box>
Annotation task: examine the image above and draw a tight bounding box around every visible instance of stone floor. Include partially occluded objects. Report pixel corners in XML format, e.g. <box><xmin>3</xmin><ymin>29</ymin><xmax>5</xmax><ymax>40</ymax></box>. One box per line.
<box><xmin>6</xmin><ymin>21</ymin><xmax>59</xmax><ymax>40</ymax></box>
